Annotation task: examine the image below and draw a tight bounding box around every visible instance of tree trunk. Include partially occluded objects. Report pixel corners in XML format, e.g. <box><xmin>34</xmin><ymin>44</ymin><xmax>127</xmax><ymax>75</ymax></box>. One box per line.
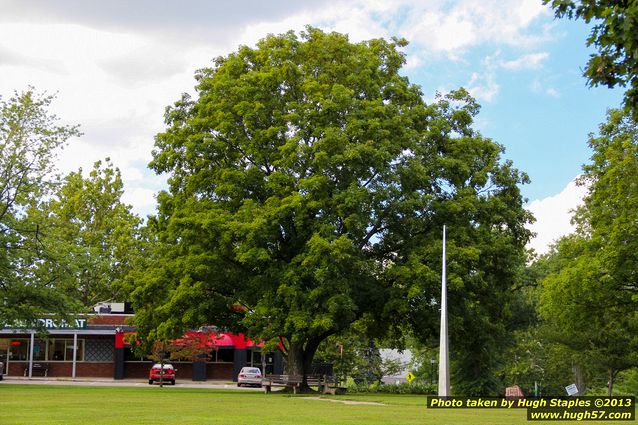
<box><xmin>573</xmin><ymin>364</ymin><xmax>586</xmax><ymax>395</ymax></box>
<box><xmin>284</xmin><ymin>338</ymin><xmax>324</xmax><ymax>393</ymax></box>
<box><xmin>159</xmin><ymin>357</ymin><xmax>164</xmax><ymax>388</ymax></box>
<box><xmin>286</xmin><ymin>342</ymin><xmax>305</xmax><ymax>376</ymax></box>
<box><xmin>607</xmin><ymin>368</ymin><xmax>614</xmax><ymax>397</ymax></box>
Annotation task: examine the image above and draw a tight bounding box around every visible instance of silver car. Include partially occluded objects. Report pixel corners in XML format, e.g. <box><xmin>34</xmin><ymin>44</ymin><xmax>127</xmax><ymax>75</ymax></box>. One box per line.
<box><xmin>237</xmin><ymin>367</ymin><xmax>262</xmax><ymax>387</ymax></box>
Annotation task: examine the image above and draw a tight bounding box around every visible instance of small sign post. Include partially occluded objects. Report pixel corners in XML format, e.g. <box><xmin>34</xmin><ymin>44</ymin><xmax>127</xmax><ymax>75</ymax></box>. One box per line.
<box><xmin>565</xmin><ymin>383</ymin><xmax>579</xmax><ymax>396</ymax></box>
<box><xmin>406</xmin><ymin>372</ymin><xmax>415</xmax><ymax>383</ymax></box>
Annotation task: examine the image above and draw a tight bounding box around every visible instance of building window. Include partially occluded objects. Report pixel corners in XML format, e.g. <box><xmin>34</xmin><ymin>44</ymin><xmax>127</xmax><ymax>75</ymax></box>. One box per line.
<box><xmin>216</xmin><ymin>348</ymin><xmax>234</xmax><ymax>363</ymax></box>
<box><xmin>47</xmin><ymin>339</ymin><xmax>85</xmax><ymax>361</ymax></box>
<box><xmin>251</xmin><ymin>350</ymin><xmax>262</xmax><ymax>367</ymax></box>
<box><xmin>6</xmin><ymin>338</ymin><xmax>85</xmax><ymax>362</ymax></box>
<box><xmin>33</xmin><ymin>340</ymin><xmax>46</xmax><ymax>361</ymax></box>
<box><xmin>8</xmin><ymin>339</ymin><xmax>29</xmax><ymax>361</ymax></box>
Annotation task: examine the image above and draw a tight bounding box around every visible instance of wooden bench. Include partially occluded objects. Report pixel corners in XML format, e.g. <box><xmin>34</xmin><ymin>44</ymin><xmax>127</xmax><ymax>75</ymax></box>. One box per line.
<box><xmin>312</xmin><ymin>375</ymin><xmax>347</xmax><ymax>395</ymax></box>
<box><xmin>262</xmin><ymin>374</ymin><xmax>345</xmax><ymax>394</ymax></box>
<box><xmin>262</xmin><ymin>374</ymin><xmax>303</xmax><ymax>394</ymax></box>
<box><xmin>322</xmin><ymin>385</ymin><xmax>347</xmax><ymax>395</ymax></box>
<box><xmin>24</xmin><ymin>363</ymin><xmax>49</xmax><ymax>377</ymax></box>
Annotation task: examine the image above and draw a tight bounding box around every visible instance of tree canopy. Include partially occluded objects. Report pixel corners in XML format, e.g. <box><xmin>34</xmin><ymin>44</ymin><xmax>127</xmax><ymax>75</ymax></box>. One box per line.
<box><xmin>0</xmin><ymin>90</ymin><xmax>81</xmax><ymax>326</ymax></box>
<box><xmin>29</xmin><ymin>159</ymin><xmax>142</xmax><ymax>307</ymax></box>
<box><xmin>538</xmin><ymin>108</ymin><xmax>638</xmax><ymax>396</ymax></box>
<box><xmin>132</xmin><ymin>27</ymin><xmax>531</xmax><ymax>393</ymax></box>
<box><xmin>544</xmin><ymin>1</ymin><xmax>638</xmax><ymax>119</ymax></box>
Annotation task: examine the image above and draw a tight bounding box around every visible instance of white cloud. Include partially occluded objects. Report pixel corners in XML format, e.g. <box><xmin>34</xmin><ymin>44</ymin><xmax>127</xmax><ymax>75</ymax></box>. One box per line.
<box><xmin>531</xmin><ymin>79</ymin><xmax>543</xmax><ymax>93</ymax></box>
<box><xmin>545</xmin><ymin>87</ymin><xmax>560</xmax><ymax>98</ymax></box>
<box><xmin>237</xmin><ymin>1</ymin><xmax>400</xmax><ymax>48</ymax></box>
<box><xmin>404</xmin><ymin>53</ymin><xmax>424</xmax><ymax>70</ymax></box>
<box><xmin>526</xmin><ymin>178</ymin><xmax>588</xmax><ymax>255</ymax></box>
<box><xmin>399</xmin><ymin>0</ymin><xmax>551</xmax><ymax>56</ymax></box>
<box><xmin>466</xmin><ymin>52</ymin><xmax>501</xmax><ymax>102</ymax></box>
<box><xmin>238</xmin><ymin>1</ymin><xmax>552</xmax><ymax>61</ymax></box>
<box><xmin>121</xmin><ymin>187</ymin><xmax>157</xmax><ymax>217</ymax></box>
<box><xmin>403</xmin><ymin>7</ymin><xmax>478</xmax><ymax>56</ymax></box>
<box><xmin>516</xmin><ymin>0</ymin><xmax>549</xmax><ymax>26</ymax></box>
<box><xmin>0</xmin><ymin>21</ymin><xmax>210</xmax><ymax>219</ymax></box>
<box><xmin>530</xmin><ymin>78</ymin><xmax>560</xmax><ymax>98</ymax></box>
<box><xmin>501</xmin><ymin>52</ymin><xmax>549</xmax><ymax>70</ymax></box>
<box><xmin>467</xmin><ymin>71</ymin><xmax>499</xmax><ymax>102</ymax></box>
<box><xmin>0</xmin><ymin>1</ymin><xmax>560</xmax><ymax>218</ymax></box>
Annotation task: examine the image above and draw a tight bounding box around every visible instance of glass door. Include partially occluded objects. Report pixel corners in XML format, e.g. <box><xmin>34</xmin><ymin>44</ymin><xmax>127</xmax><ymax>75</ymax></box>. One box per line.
<box><xmin>0</xmin><ymin>339</ymin><xmax>9</xmax><ymax>374</ymax></box>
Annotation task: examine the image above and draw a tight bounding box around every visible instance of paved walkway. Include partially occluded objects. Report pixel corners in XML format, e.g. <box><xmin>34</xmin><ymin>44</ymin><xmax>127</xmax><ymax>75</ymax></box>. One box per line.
<box><xmin>0</xmin><ymin>376</ymin><xmax>263</xmax><ymax>390</ymax></box>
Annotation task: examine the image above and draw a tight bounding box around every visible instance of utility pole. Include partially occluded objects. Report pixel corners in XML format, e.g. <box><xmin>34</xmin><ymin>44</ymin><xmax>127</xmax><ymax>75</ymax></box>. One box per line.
<box><xmin>438</xmin><ymin>225</ymin><xmax>450</xmax><ymax>396</ymax></box>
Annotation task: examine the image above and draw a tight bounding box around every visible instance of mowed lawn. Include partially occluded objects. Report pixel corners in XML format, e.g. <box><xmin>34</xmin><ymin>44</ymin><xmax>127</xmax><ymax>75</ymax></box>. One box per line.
<box><xmin>0</xmin><ymin>385</ymin><xmax>632</xmax><ymax>425</ymax></box>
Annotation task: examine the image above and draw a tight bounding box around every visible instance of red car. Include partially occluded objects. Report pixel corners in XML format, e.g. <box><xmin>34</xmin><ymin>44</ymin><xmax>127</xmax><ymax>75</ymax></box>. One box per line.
<box><xmin>148</xmin><ymin>363</ymin><xmax>176</xmax><ymax>385</ymax></box>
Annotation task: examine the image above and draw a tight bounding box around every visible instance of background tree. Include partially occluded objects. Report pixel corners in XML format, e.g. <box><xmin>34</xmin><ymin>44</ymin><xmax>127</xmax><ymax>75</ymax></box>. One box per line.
<box><xmin>539</xmin><ymin>236</ymin><xmax>638</xmax><ymax>396</ymax></box>
<box><xmin>537</xmin><ymin>109</ymin><xmax>638</xmax><ymax>396</ymax></box>
<box><xmin>313</xmin><ymin>328</ymin><xmax>405</xmax><ymax>385</ymax></box>
<box><xmin>133</xmin><ymin>28</ymin><xmax>531</xmax><ymax>393</ymax></box>
<box><xmin>544</xmin><ymin>1</ymin><xmax>638</xmax><ymax>119</ymax></box>
<box><xmin>499</xmin><ymin>254</ymin><xmax>582</xmax><ymax>397</ymax></box>
<box><xmin>147</xmin><ymin>340</ymin><xmax>172</xmax><ymax>387</ymax></box>
<box><xmin>0</xmin><ymin>89</ymin><xmax>81</xmax><ymax>326</ymax></box>
<box><xmin>30</xmin><ymin>159</ymin><xmax>142</xmax><ymax>306</ymax></box>
<box><xmin>169</xmin><ymin>331</ymin><xmax>218</xmax><ymax>362</ymax></box>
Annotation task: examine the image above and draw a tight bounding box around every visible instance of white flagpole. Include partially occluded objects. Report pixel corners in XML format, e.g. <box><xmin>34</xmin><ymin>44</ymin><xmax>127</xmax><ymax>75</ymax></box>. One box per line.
<box><xmin>438</xmin><ymin>224</ymin><xmax>450</xmax><ymax>396</ymax></box>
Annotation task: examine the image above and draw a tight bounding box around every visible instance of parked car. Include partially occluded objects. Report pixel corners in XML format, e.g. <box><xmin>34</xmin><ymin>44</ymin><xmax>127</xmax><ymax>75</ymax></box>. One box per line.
<box><xmin>148</xmin><ymin>363</ymin><xmax>176</xmax><ymax>385</ymax></box>
<box><xmin>237</xmin><ymin>367</ymin><xmax>262</xmax><ymax>387</ymax></box>
<box><xmin>0</xmin><ymin>361</ymin><xmax>3</xmax><ymax>381</ymax></box>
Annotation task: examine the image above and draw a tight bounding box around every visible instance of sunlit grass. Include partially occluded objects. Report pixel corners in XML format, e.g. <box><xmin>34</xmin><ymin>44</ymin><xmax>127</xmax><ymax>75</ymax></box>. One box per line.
<box><xmin>0</xmin><ymin>385</ymin><xmax>633</xmax><ymax>425</ymax></box>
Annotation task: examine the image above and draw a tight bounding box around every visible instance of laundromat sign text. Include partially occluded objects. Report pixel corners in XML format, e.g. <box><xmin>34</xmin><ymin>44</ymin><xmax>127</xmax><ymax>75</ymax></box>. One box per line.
<box><xmin>38</xmin><ymin>318</ymin><xmax>87</xmax><ymax>329</ymax></box>
<box><xmin>4</xmin><ymin>318</ymin><xmax>88</xmax><ymax>330</ymax></box>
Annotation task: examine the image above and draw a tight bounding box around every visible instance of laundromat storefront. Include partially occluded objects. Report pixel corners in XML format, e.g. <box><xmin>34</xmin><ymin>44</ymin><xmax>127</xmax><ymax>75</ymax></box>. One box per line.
<box><xmin>0</xmin><ymin>314</ymin><xmax>283</xmax><ymax>381</ymax></box>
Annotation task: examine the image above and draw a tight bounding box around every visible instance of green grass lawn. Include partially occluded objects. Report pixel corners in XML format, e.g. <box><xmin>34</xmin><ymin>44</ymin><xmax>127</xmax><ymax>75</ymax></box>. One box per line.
<box><xmin>0</xmin><ymin>385</ymin><xmax>633</xmax><ymax>425</ymax></box>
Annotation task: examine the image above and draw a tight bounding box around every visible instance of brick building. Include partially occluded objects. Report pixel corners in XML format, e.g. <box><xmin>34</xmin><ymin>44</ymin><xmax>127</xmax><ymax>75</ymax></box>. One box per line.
<box><xmin>0</xmin><ymin>303</ymin><xmax>283</xmax><ymax>381</ymax></box>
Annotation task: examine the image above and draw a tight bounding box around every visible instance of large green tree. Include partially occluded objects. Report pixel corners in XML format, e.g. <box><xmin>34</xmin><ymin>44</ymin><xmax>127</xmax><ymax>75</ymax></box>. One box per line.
<box><xmin>544</xmin><ymin>0</ymin><xmax>638</xmax><ymax>118</ymax></box>
<box><xmin>539</xmin><ymin>236</ymin><xmax>638</xmax><ymax>396</ymax></box>
<box><xmin>30</xmin><ymin>159</ymin><xmax>142</xmax><ymax>307</ymax></box>
<box><xmin>539</xmin><ymin>109</ymin><xmax>638</xmax><ymax>396</ymax></box>
<box><xmin>0</xmin><ymin>89</ymin><xmax>81</xmax><ymax>326</ymax></box>
<box><xmin>500</xmin><ymin>251</ymin><xmax>589</xmax><ymax>397</ymax></box>
<box><xmin>133</xmin><ymin>28</ymin><xmax>531</xmax><ymax>392</ymax></box>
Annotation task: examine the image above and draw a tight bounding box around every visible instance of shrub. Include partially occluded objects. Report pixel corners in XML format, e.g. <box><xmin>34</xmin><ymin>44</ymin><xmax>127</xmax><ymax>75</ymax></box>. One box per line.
<box><xmin>346</xmin><ymin>381</ymin><xmax>436</xmax><ymax>394</ymax></box>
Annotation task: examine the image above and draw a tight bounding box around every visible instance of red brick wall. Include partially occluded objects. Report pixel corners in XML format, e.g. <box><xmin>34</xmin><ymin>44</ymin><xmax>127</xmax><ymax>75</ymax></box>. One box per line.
<box><xmin>7</xmin><ymin>361</ymin><xmax>113</xmax><ymax>378</ymax></box>
<box><xmin>88</xmin><ymin>315</ymin><xmax>131</xmax><ymax>326</ymax></box>
<box><xmin>77</xmin><ymin>363</ymin><xmax>113</xmax><ymax>378</ymax></box>
<box><xmin>123</xmin><ymin>362</ymin><xmax>153</xmax><ymax>378</ymax></box>
<box><xmin>8</xmin><ymin>360</ymin><xmax>234</xmax><ymax>380</ymax></box>
<box><xmin>8</xmin><ymin>362</ymin><xmax>27</xmax><ymax>376</ymax></box>
<box><xmin>174</xmin><ymin>362</ymin><xmax>192</xmax><ymax>378</ymax></box>
<box><xmin>210</xmin><ymin>363</ymin><xmax>233</xmax><ymax>380</ymax></box>
<box><xmin>123</xmin><ymin>361</ymin><xmax>234</xmax><ymax>381</ymax></box>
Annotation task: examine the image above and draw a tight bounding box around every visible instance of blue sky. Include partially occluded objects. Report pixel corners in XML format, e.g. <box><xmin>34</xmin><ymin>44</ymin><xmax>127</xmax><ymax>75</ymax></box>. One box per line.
<box><xmin>0</xmin><ymin>0</ymin><xmax>624</xmax><ymax>253</ymax></box>
<box><xmin>400</xmin><ymin>18</ymin><xmax>622</xmax><ymax>203</ymax></box>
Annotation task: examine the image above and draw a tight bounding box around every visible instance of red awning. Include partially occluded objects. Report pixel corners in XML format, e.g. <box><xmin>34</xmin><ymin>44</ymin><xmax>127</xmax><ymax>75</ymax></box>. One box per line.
<box><xmin>245</xmin><ymin>337</ymin><xmax>264</xmax><ymax>348</ymax></box>
<box><xmin>120</xmin><ymin>330</ymin><xmax>264</xmax><ymax>349</ymax></box>
<box><xmin>210</xmin><ymin>333</ymin><xmax>235</xmax><ymax>347</ymax></box>
<box><xmin>172</xmin><ymin>331</ymin><xmax>258</xmax><ymax>348</ymax></box>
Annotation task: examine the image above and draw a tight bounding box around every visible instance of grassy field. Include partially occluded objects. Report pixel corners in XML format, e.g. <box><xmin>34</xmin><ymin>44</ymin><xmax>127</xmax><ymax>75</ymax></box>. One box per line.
<box><xmin>0</xmin><ymin>385</ymin><xmax>634</xmax><ymax>425</ymax></box>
